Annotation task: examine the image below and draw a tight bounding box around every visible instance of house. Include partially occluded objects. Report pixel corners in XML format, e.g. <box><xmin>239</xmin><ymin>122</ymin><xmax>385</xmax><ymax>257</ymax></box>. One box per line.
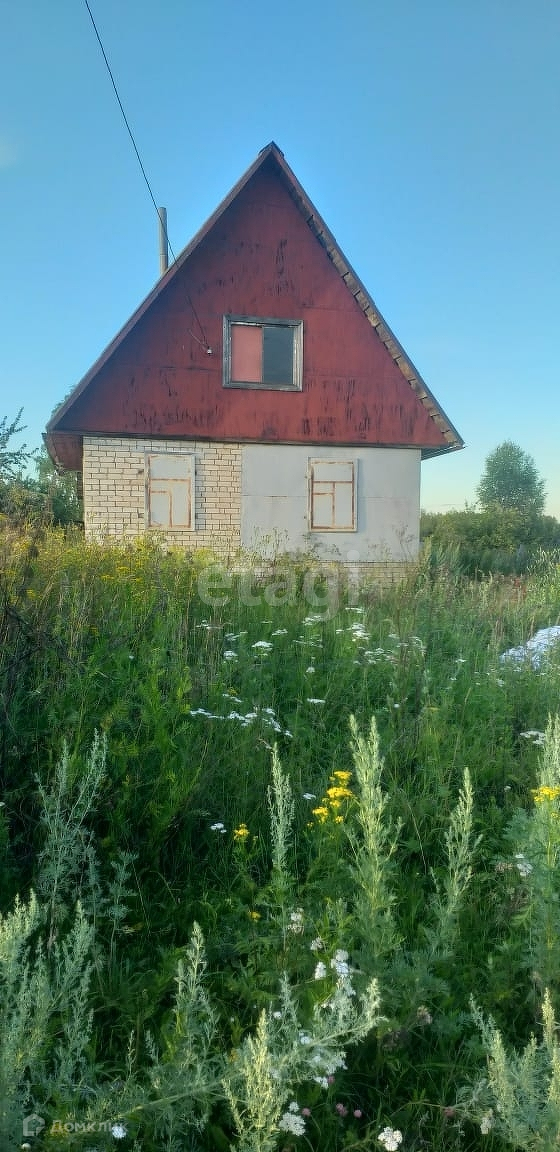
<box><xmin>45</xmin><ymin>142</ymin><xmax>463</xmax><ymax>573</ymax></box>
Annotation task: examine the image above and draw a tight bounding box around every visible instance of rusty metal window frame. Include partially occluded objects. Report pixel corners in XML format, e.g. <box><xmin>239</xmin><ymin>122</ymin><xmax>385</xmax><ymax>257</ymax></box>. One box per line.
<box><xmin>145</xmin><ymin>452</ymin><xmax>195</xmax><ymax>530</ymax></box>
<box><xmin>308</xmin><ymin>458</ymin><xmax>357</xmax><ymax>532</ymax></box>
<box><xmin>223</xmin><ymin>315</ymin><xmax>303</xmax><ymax>390</ymax></box>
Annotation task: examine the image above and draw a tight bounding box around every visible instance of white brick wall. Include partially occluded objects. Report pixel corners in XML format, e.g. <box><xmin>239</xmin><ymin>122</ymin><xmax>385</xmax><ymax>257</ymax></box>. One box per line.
<box><xmin>82</xmin><ymin>436</ymin><xmax>416</xmax><ymax>577</ymax></box>
<box><xmin>83</xmin><ymin>436</ymin><xmax>242</xmax><ymax>554</ymax></box>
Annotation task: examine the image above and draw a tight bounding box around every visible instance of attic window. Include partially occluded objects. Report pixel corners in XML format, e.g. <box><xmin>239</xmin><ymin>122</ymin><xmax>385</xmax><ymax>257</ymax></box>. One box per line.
<box><xmin>223</xmin><ymin>316</ymin><xmax>303</xmax><ymax>390</ymax></box>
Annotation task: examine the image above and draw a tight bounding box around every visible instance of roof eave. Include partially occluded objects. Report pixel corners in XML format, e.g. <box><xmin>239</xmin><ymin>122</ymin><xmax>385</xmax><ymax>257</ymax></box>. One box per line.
<box><xmin>421</xmin><ymin>440</ymin><xmax>465</xmax><ymax>461</ymax></box>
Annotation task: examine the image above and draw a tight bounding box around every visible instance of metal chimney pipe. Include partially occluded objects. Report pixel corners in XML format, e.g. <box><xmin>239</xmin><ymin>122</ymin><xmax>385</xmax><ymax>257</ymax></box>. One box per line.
<box><xmin>158</xmin><ymin>207</ymin><xmax>168</xmax><ymax>276</ymax></box>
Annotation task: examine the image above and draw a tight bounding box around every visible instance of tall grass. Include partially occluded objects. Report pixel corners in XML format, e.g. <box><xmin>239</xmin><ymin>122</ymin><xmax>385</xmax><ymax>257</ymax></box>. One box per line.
<box><xmin>1</xmin><ymin>528</ymin><xmax>560</xmax><ymax>1148</ymax></box>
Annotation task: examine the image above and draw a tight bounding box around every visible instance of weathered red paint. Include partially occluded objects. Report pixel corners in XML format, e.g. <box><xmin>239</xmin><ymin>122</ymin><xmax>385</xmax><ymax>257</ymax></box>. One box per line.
<box><xmin>48</xmin><ymin>150</ymin><xmax>459</xmax><ymax>471</ymax></box>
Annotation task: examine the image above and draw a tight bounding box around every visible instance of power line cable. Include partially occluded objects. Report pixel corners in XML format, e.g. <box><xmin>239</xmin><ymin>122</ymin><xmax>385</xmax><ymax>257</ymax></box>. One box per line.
<box><xmin>82</xmin><ymin>0</ymin><xmax>210</xmax><ymax>351</ymax></box>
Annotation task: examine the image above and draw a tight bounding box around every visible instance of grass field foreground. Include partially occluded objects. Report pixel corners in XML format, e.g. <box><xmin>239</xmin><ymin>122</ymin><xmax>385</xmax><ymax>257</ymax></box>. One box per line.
<box><xmin>1</xmin><ymin>530</ymin><xmax>560</xmax><ymax>1151</ymax></box>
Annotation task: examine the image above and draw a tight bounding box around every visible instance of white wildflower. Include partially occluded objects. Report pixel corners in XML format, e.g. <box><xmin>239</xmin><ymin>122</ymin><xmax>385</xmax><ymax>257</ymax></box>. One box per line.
<box><xmin>288</xmin><ymin>1101</ymin><xmax>300</xmax><ymax>1113</ymax></box>
<box><xmin>314</xmin><ymin>961</ymin><xmax>327</xmax><ymax>980</ymax></box>
<box><xmin>210</xmin><ymin>822</ymin><xmax>225</xmax><ymax>832</ymax></box>
<box><xmin>324</xmin><ymin>1051</ymin><xmax>347</xmax><ymax>1073</ymax></box>
<box><xmin>279</xmin><ymin>1111</ymin><xmax>306</xmax><ymax>1136</ymax></box>
<box><xmin>330</xmin><ymin>950</ymin><xmax>350</xmax><ymax>977</ymax></box>
<box><xmin>306</xmin><ymin>698</ymin><xmax>325</xmax><ymax>705</ymax></box>
<box><xmin>520</xmin><ymin>730</ymin><xmax>546</xmax><ymax>746</ymax></box>
<box><xmin>299</xmin><ymin>1031</ymin><xmax>312</xmax><ymax>1045</ymax></box>
<box><xmin>416</xmin><ymin>1005</ymin><xmax>433</xmax><ymax>1026</ymax></box>
<box><xmin>306</xmin><ymin>665</ymin><xmax>315</xmax><ymax>673</ymax></box>
<box><xmin>223</xmin><ymin>650</ymin><xmax>238</xmax><ymax>660</ymax></box>
<box><xmin>378</xmin><ymin>1126</ymin><xmax>403</xmax><ymax>1151</ymax></box>
<box><xmin>111</xmin><ymin>1124</ymin><xmax>127</xmax><ymax>1140</ymax></box>
<box><xmin>272</xmin><ymin>1010</ymin><xmax>282</xmax><ymax>1019</ymax></box>
<box><xmin>271</xmin><ymin>628</ymin><xmax>288</xmax><ymax>636</ymax></box>
<box><xmin>310</xmin><ymin>936</ymin><xmax>324</xmax><ymax>951</ymax></box>
<box><xmin>288</xmin><ymin>909</ymin><xmax>304</xmax><ymax>933</ymax></box>
<box><xmin>252</xmin><ymin>640</ymin><xmax>273</xmax><ymax>650</ymax></box>
<box><xmin>480</xmin><ymin>1110</ymin><xmax>494</xmax><ymax>1135</ymax></box>
<box><xmin>514</xmin><ymin>853</ymin><xmax>533</xmax><ymax>878</ymax></box>
<box><xmin>303</xmin><ymin>792</ymin><xmax>316</xmax><ymax>800</ymax></box>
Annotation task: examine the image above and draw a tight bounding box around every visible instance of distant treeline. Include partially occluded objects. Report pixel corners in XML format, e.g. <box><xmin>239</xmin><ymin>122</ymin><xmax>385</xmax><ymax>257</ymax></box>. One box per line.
<box><xmin>421</xmin><ymin>506</ymin><xmax>560</xmax><ymax>576</ymax></box>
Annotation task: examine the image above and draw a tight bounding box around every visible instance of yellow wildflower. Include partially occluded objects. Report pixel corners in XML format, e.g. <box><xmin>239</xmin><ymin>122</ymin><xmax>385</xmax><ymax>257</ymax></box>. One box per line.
<box><xmin>331</xmin><ymin>770</ymin><xmax>352</xmax><ymax>784</ymax></box>
<box><xmin>326</xmin><ymin>785</ymin><xmax>353</xmax><ymax>801</ymax></box>
<box><xmin>532</xmin><ymin>786</ymin><xmax>560</xmax><ymax>804</ymax></box>
<box><xmin>233</xmin><ymin>823</ymin><xmax>250</xmax><ymax>842</ymax></box>
<box><xmin>312</xmin><ymin>806</ymin><xmax>329</xmax><ymax>823</ymax></box>
<box><xmin>248</xmin><ymin>910</ymin><xmax>261</xmax><ymax>920</ymax></box>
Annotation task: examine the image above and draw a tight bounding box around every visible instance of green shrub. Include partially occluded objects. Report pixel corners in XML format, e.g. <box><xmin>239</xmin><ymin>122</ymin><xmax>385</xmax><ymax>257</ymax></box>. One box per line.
<box><xmin>421</xmin><ymin>507</ymin><xmax>560</xmax><ymax>576</ymax></box>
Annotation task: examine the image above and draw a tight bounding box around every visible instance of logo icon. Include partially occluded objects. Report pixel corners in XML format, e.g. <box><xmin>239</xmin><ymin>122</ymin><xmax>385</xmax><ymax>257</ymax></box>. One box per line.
<box><xmin>23</xmin><ymin>1114</ymin><xmax>45</xmax><ymax>1138</ymax></box>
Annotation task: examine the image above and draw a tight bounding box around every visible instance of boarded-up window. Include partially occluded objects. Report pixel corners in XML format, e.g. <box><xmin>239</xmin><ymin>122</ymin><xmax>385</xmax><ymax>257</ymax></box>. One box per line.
<box><xmin>224</xmin><ymin>316</ymin><xmax>303</xmax><ymax>390</ymax></box>
<box><xmin>147</xmin><ymin>454</ymin><xmax>194</xmax><ymax>529</ymax></box>
<box><xmin>309</xmin><ymin>460</ymin><xmax>356</xmax><ymax>531</ymax></box>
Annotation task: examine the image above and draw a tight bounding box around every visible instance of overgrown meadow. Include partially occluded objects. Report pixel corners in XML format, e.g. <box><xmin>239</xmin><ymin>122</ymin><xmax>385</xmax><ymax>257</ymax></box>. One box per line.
<box><xmin>2</xmin><ymin>529</ymin><xmax>560</xmax><ymax>1152</ymax></box>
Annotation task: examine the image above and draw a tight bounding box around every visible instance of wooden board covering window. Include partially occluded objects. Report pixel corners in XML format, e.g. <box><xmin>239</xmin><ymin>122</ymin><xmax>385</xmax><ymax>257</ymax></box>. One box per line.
<box><xmin>310</xmin><ymin>460</ymin><xmax>355</xmax><ymax>530</ymax></box>
<box><xmin>147</xmin><ymin>454</ymin><xmax>194</xmax><ymax>529</ymax></box>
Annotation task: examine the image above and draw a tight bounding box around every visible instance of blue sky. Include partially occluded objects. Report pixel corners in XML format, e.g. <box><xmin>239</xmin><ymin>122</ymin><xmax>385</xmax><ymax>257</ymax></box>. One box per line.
<box><xmin>1</xmin><ymin>0</ymin><xmax>559</xmax><ymax>515</ymax></box>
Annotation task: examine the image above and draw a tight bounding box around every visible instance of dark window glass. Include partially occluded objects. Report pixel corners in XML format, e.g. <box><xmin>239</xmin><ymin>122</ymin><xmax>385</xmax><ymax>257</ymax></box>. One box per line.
<box><xmin>262</xmin><ymin>325</ymin><xmax>294</xmax><ymax>386</ymax></box>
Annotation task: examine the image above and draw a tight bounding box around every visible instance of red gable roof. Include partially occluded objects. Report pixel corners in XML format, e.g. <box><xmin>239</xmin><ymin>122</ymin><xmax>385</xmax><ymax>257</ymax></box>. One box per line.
<box><xmin>46</xmin><ymin>143</ymin><xmax>463</xmax><ymax>471</ymax></box>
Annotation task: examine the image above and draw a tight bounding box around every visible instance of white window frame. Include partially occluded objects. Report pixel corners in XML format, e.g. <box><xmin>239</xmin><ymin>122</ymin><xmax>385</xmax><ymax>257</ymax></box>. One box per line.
<box><xmin>308</xmin><ymin>459</ymin><xmax>357</xmax><ymax>532</ymax></box>
<box><xmin>223</xmin><ymin>315</ymin><xmax>303</xmax><ymax>390</ymax></box>
<box><xmin>146</xmin><ymin>453</ymin><xmax>195</xmax><ymax>530</ymax></box>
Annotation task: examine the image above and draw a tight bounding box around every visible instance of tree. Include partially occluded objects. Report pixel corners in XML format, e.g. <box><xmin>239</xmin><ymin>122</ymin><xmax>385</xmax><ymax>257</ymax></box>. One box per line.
<box><xmin>35</xmin><ymin>445</ymin><xmax>82</xmax><ymax>525</ymax></box>
<box><xmin>0</xmin><ymin>410</ymin><xmax>34</xmax><ymax>481</ymax></box>
<box><xmin>477</xmin><ymin>441</ymin><xmax>546</xmax><ymax>517</ymax></box>
<box><xmin>0</xmin><ymin>413</ymin><xmax>82</xmax><ymax>526</ymax></box>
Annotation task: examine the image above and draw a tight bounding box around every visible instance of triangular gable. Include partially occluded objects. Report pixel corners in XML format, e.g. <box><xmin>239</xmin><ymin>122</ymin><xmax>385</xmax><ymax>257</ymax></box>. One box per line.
<box><xmin>46</xmin><ymin>143</ymin><xmax>463</xmax><ymax>470</ymax></box>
